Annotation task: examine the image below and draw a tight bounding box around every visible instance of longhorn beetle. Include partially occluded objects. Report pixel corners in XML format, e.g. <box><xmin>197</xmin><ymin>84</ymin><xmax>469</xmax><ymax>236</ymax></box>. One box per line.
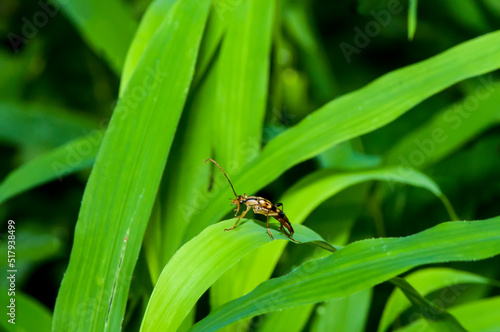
<box><xmin>205</xmin><ymin>159</ymin><xmax>299</xmax><ymax>243</ymax></box>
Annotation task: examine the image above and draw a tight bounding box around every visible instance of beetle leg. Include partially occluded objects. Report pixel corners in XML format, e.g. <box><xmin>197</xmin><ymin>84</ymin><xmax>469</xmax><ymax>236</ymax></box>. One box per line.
<box><xmin>281</xmin><ymin>226</ymin><xmax>300</xmax><ymax>243</ymax></box>
<box><xmin>233</xmin><ymin>201</ymin><xmax>241</xmax><ymax>217</ymax></box>
<box><xmin>225</xmin><ymin>205</ymin><xmax>251</xmax><ymax>231</ymax></box>
<box><xmin>275</xmin><ymin>202</ymin><xmax>284</xmax><ymax>211</ymax></box>
<box><xmin>266</xmin><ymin>212</ymin><xmax>274</xmax><ymax>240</ymax></box>
<box><xmin>279</xmin><ymin>219</ymin><xmax>301</xmax><ymax>243</ymax></box>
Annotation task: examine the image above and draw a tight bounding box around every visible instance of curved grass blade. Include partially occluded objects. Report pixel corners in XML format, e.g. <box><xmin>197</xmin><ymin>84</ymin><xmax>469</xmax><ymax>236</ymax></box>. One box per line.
<box><xmin>0</xmin><ymin>136</ymin><xmax>98</xmax><ymax>205</ymax></box>
<box><xmin>0</xmin><ymin>291</ymin><xmax>52</xmax><ymax>332</ymax></box>
<box><xmin>52</xmin><ymin>1</ymin><xmax>211</xmax><ymax>330</ymax></box>
<box><xmin>258</xmin><ymin>304</ymin><xmax>315</xmax><ymax>332</ymax></box>
<box><xmin>389</xmin><ymin>277</ymin><xmax>466</xmax><ymax>332</ymax></box>
<box><xmin>140</xmin><ymin>219</ymin><xmax>329</xmax><ymax>331</ymax></box>
<box><xmin>185</xmin><ymin>30</ymin><xmax>500</xmax><ymax>241</ymax></box>
<box><xmin>159</xmin><ymin>67</ymin><xmax>215</xmax><ymax>266</ymax></box>
<box><xmin>408</xmin><ymin>0</ymin><xmax>418</xmax><ymax>40</ymax></box>
<box><xmin>385</xmin><ymin>79</ymin><xmax>500</xmax><ymax>169</ymax></box>
<box><xmin>283</xmin><ymin>0</ymin><xmax>338</xmax><ymax>101</ymax></box>
<box><xmin>0</xmin><ymin>101</ymin><xmax>98</xmax><ymax>149</ymax></box>
<box><xmin>190</xmin><ymin>216</ymin><xmax>500</xmax><ymax>331</ymax></box>
<box><xmin>212</xmin><ymin>0</ymin><xmax>274</xmax><ymax>168</ymax></box>
<box><xmin>121</xmin><ymin>1</ymin><xmax>226</xmax><ymax>95</ymax></box>
<box><xmin>211</xmin><ymin>166</ymin><xmax>457</xmax><ymax>318</ymax></box>
<box><xmin>281</xmin><ymin>166</ymin><xmax>457</xmax><ymax>223</ymax></box>
<box><xmin>58</xmin><ymin>0</ymin><xmax>138</xmax><ymax>74</ymax></box>
<box><xmin>120</xmin><ymin>0</ymin><xmax>177</xmax><ymax>94</ymax></box>
<box><xmin>311</xmin><ymin>288</ymin><xmax>372</xmax><ymax>332</ymax></box>
<box><xmin>379</xmin><ymin>267</ymin><xmax>500</xmax><ymax>332</ymax></box>
<box><xmin>191</xmin><ymin>8</ymin><xmax>226</xmax><ymax>88</ymax></box>
<box><xmin>396</xmin><ymin>296</ymin><xmax>500</xmax><ymax>332</ymax></box>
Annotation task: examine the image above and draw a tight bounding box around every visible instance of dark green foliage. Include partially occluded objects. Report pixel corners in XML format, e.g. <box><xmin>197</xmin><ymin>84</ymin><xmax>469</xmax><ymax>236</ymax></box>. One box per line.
<box><xmin>1</xmin><ymin>0</ymin><xmax>499</xmax><ymax>331</ymax></box>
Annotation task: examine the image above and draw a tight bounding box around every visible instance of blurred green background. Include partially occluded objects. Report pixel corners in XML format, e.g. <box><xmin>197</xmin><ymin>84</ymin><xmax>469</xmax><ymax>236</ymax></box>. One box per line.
<box><xmin>1</xmin><ymin>0</ymin><xmax>500</xmax><ymax>331</ymax></box>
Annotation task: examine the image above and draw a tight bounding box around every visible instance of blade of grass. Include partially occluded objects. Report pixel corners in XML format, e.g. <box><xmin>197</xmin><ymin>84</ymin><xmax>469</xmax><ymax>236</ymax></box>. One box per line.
<box><xmin>57</xmin><ymin>0</ymin><xmax>138</xmax><ymax>74</ymax></box>
<box><xmin>0</xmin><ymin>226</ymin><xmax>62</xmax><ymax>285</ymax></box>
<box><xmin>258</xmin><ymin>304</ymin><xmax>315</xmax><ymax>332</ymax></box>
<box><xmin>0</xmin><ymin>101</ymin><xmax>98</xmax><ymax>149</ymax></box>
<box><xmin>123</xmin><ymin>3</ymin><xmax>228</xmax><ymax>271</ymax></box>
<box><xmin>120</xmin><ymin>0</ymin><xmax>177</xmax><ymax>94</ymax></box>
<box><xmin>143</xmin><ymin>200</ymin><xmax>163</xmax><ymax>284</ymax></box>
<box><xmin>52</xmin><ymin>1</ymin><xmax>211</xmax><ymax>331</ymax></box>
<box><xmin>159</xmin><ymin>65</ymin><xmax>215</xmax><ymax>266</ymax></box>
<box><xmin>211</xmin><ymin>166</ymin><xmax>457</xmax><ymax>318</ymax></box>
<box><xmin>140</xmin><ymin>218</ymin><xmax>331</xmax><ymax>332</ymax></box>
<box><xmin>379</xmin><ymin>267</ymin><xmax>500</xmax><ymax>332</ymax></box>
<box><xmin>184</xmin><ymin>30</ymin><xmax>500</xmax><ymax>241</ymax></box>
<box><xmin>311</xmin><ymin>288</ymin><xmax>372</xmax><ymax>332</ymax></box>
<box><xmin>207</xmin><ymin>3</ymin><xmax>275</xmax><ymax>330</ymax></box>
<box><xmin>396</xmin><ymin>296</ymin><xmax>500</xmax><ymax>332</ymax></box>
<box><xmin>0</xmin><ymin>291</ymin><xmax>52</xmax><ymax>332</ymax></box>
<box><xmin>385</xmin><ymin>79</ymin><xmax>500</xmax><ymax>169</ymax></box>
<box><xmin>389</xmin><ymin>277</ymin><xmax>466</xmax><ymax>332</ymax></box>
<box><xmin>191</xmin><ymin>7</ymin><xmax>226</xmax><ymax>88</ymax></box>
<box><xmin>283</xmin><ymin>0</ymin><xmax>338</xmax><ymax>101</ymax></box>
<box><xmin>317</xmin><ymin>141</ymin><xmax>381</xmax><ymax>170</ymax></box>
<box><xmin>190</xmin><ymin>216</ymin><xmax>500</xmax><ymax>331</ymax></box>
<box><xmin>212</xmin><ymin>0</ymin><xmax>274</xmax><ymax>167</ymax></box>
<box><xmin>121</xmin><ymin>1</ymin><xmax>226</xmax><ymax>95</ymax></box>
<box><xmin>0</xmin><ymin>136</ymin><xmax>98</xmax><ymax>205</ymax></box>
<box><xmin>408</xmin><ymin>0</ymin><xmax>418</xmax><ymax>41</ymax></box>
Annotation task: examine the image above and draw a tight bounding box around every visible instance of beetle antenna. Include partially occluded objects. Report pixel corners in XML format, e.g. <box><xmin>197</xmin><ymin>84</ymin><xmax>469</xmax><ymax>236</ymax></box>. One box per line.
<box><xmin>204</xmin><ymin>158</ymin><xmax>238</xmax><ymax>197</ymax></box>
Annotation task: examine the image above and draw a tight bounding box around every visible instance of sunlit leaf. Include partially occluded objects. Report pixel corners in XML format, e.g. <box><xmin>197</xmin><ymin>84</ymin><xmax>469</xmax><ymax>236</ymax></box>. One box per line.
<box><xmin>379</xmin><ymin>267</ymin><xmax>500</xmax><ymax>332</ymax></box>
<box><xmin>396</xmin><ymin>296</ymin><xmax>500</xmax><ymax>332</ymax></box>
<box><xmin>140</xmin><ymin>219</ymin><xmax>331</xmax><ymax>331</ymax></box>
<box><xmin>185</xmin><ymin>30</ymin><xmax>500</xmax><ymax>241</ymax></box>
<box><xmin>191</xmin><ymin>216</ymin><xmax>500</xmax><ymax>331</ymax></box>
<box><xmin>211</xmin><ymin>166</ymin><xmax>457</xmax><ymax>322</ymax></box>
<box><xmin>389</xmin><ymin>277</ymin><xmax>466</xmax><ymax>332</ymax></box>
<box><xmin>52</xmin><ymin>1</ymin><xmax>211</xmax><ymax>330</ymax></box>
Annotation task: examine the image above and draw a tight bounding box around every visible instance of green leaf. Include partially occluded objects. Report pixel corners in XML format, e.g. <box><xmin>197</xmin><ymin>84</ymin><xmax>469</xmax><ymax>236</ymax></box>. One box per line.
<box><xmin>57</xmin><ymin>0</ymin><xmax>138</xmax><ymax>74</ymax></box>
<box><xmin>385</xmin><ymin>78</ymin><xmax>500</xmax><ymax>169</ymax></box>
<box><xmin>311</xmin><ymin>288</ymin><xmax>372</xmax><ymax>332</ymax></box>
<box><xmin>207</xmin><ymin>2</ymin><xmax>275</xmax><ymax>330</ymax></box>
<box><xmin>396</xmin><ymin>296</ymin><xmax>500</xmax><ymax>332</ymax></box>
<box><xmin>0</xmin><ymin>291</ymin><xmax>52</xmax><ymax>332</ymax></box>
<box><xmin>52</xmin><ymin>1</ymin><xmax>211</xmax><ymax>330</ymax></box>
<box><xmin>121</xmin><ymin>1</ymin><xmax>226</xmax><ymax>95</ymax></box>
<box><xmin>159</xmin><ymin>65</ymin><xmax>215</xmax><ymax>265</ymax></box>
<box><xmin>123</xmin><ymin>2</ymin><xmax>228</xmax><ymax>270</ymax></box>
<box><xmin>282</xmin><ymin>166</ymin><xmax>457</xmax><ymax>223</ymax></box>
<box><xmin>283</xmin><ymin>0</ymin><xmax>338</xmax><ymax>101</ymax></box>
<box><xmin>0</xmin><ymin>101</ymin><xmax>99</xmax><ymax>149</ymax></box>
<box><xmin>192</xmin><ymin>8</ymin><xmax>226</xmax><ymax>88</ymax></box>
<box><xmin>120</xmin><ymin>0</ymin><xmax>177</xmax><ymax>93</ymax></box>
<box><xmin>185</xmin><ymin>30</ymin><xmax>500</xmax><ymax>241</ymax></box>
<box><xmin>407</xmin><ymin>0</ymin><xmax>418</xmax><ymax>41</ymax></box>
<box><xmin>140</xmin><ymin>218</ymin><xmax>330</xmax><ymax>331</ymax></box>
<box><xmin>212</xmin><ymin>0</ymin><xmax>274</xmax><ymax>167</ymax></box>
<box><xmin>389</xmin><ymin>277</ymin><xmax>466</xmax><ymax>332</ymax></box>
<box><xmin>190</xmin><ymin>216</ymin><xmax>500</xmax><ymax>331</ymax></box>
<box><xmin>379</xmin><ymin>267</ymin><xmax>500</xmax><ymax>332</ymax></box>
<box><xmin>0</xmin><ymin>226</ymin><xmax>62</xmax><ymax>287</ymax></box>
<box><xmin>258</xmin><ymin>304</ymin><xmax>315</xmax><ymax>332</ymax></box>
<box><xmin>0</xmin><ymin>136</ymin><xmax>98</xmax><ymax>205</ymax></box>
<box><xmin>317</xmin><ymin>141</ymin><xmax>381</xmax><ymax>170</ymax></box>
<box><xmin>210</xmin><ymin>166</ymin><xmax>457</xmax><ymax>319</ymax></box>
